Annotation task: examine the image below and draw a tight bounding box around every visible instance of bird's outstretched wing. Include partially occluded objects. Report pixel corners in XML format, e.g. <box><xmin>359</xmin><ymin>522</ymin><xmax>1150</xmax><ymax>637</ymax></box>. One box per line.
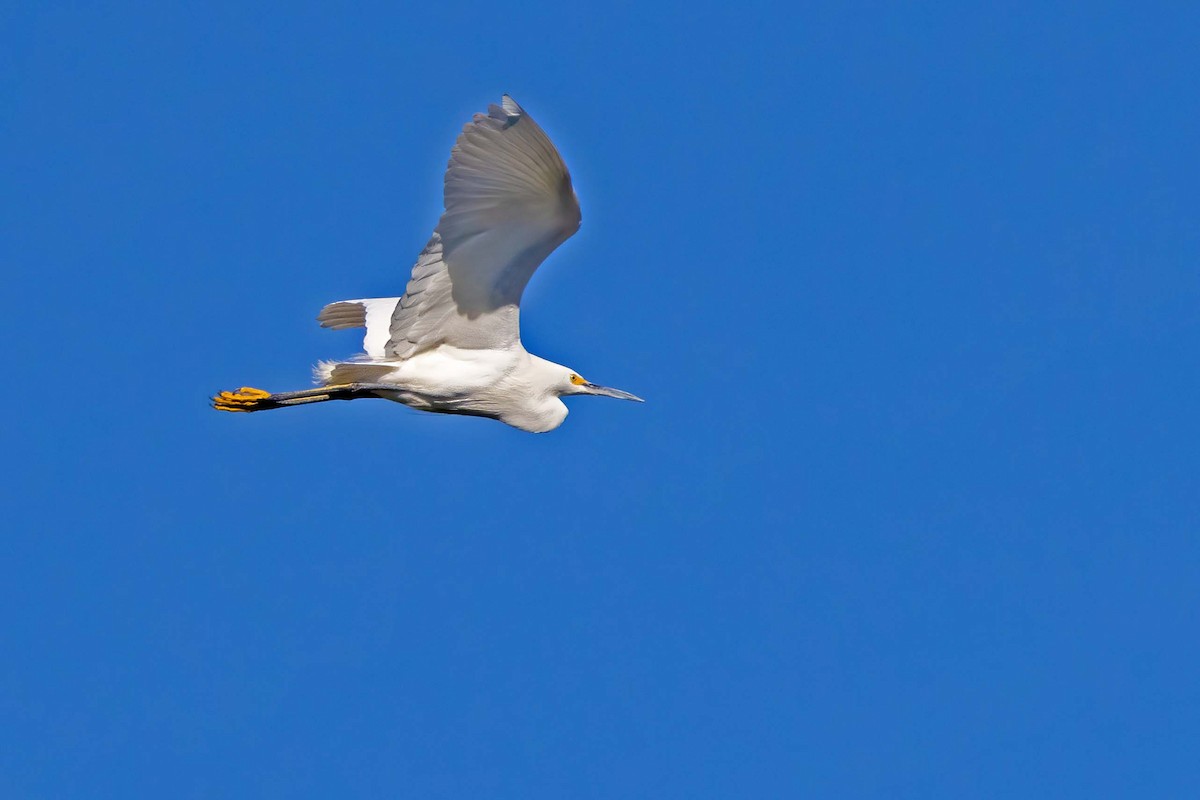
<box><xmin>385</xmin><ymin>95</ymin><xmax>581</xmax><ymax>358</ymax></box>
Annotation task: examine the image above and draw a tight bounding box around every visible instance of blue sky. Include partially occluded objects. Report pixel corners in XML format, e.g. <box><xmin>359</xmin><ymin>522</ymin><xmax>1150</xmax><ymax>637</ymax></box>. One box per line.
<box><xmin>3</xmin><ymin>2</ymin><xmax>1198</xmax><ymax>797</ymax></box>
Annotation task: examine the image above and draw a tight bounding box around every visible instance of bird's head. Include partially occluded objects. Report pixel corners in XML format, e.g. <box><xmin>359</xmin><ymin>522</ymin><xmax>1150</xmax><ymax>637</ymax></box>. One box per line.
<box><xmin>559</xmin><ymin>369</ymin><xmax>644</xmax><ymax>403</ymax></box>
<box><xmin>505</xmin><ymin>357</ymin><xmax>642</xmax><ymax>432</ymax></box>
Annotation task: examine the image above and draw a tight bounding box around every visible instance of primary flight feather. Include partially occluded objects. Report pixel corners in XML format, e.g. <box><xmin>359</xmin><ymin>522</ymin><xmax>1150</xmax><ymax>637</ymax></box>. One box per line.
<box><xmin>212</xmin><ymin>95</ymin><xmax>641</xmax><ymax>432</ymax></box>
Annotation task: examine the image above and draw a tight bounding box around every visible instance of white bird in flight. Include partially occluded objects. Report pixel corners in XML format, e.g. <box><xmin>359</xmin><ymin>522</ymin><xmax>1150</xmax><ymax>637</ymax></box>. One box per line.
<box><xmin>213</xmin><ymin>95</ymin><xmax>642</xmax><ymax>432</ymax></box>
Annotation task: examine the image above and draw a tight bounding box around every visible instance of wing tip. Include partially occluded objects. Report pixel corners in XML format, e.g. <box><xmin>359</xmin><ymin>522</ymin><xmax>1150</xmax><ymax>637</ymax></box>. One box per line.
<box><xmin>317</xmin><ymin>300</ymin><xmax>367</xmax><ymax>330</ymax></box>
<box><xmin>486</xmin><ymin>94</ymin><xmax>522</xmax><ymax>128</ymax></box>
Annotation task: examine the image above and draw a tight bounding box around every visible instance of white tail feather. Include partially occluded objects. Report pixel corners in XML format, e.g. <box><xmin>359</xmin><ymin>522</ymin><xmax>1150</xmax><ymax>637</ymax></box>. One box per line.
<box><xmin>313</xmin><ymin>360</ymin><xmax>338</xmax><ymax>385</ymax></box>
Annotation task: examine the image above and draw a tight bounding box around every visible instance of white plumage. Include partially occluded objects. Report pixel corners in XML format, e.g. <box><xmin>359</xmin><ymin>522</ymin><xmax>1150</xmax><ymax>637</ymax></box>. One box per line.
<box><xmin>213</xmin><ymin>95</ymin><xmax>641</xmax><ymax>433</ymax></box>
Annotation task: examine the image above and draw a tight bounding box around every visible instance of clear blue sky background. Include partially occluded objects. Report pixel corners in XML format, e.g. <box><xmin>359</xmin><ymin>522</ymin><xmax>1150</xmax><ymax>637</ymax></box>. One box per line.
<box><xmin>3</xmin><ymin>2</ymin><xmax>1198</xmax><ymax>797</ymax></box>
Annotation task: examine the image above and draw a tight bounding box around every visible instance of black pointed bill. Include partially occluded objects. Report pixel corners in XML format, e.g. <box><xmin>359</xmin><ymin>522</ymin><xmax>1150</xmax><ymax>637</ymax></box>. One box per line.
<box><xmin>584</xmin><ymin>382</ymin><xmax>644</xmax><ymax>402</ymax></box>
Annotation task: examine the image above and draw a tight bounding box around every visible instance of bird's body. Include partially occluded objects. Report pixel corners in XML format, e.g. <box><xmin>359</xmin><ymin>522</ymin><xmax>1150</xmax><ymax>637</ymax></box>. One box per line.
<box><xmin>213</xmin><ymin>95</ymin><xmax>640</xmax><ymax>432</ymax></box>
<box><xmin>320</xmin><ymin>343</ymin><xmax>572</xmax><ymax>433</ymax></box>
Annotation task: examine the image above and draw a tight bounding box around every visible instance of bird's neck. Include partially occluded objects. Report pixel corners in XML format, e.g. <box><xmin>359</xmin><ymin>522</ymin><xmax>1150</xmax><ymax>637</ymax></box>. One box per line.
<box><xmin>493</xmin><ymin>353</ymin><xmax>569</xmax><ymax>432</ymax></box>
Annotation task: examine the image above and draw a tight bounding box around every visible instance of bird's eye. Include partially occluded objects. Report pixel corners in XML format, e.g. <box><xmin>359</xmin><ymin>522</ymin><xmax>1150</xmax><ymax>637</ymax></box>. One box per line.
<box><xmin>569</xmin><ymin>374</ymin><xmax>586</xmax><ymax>386</ymax></box>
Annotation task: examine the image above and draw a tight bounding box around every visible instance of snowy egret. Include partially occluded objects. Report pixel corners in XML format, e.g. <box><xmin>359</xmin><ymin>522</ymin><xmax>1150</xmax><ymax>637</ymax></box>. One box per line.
<box><xmin>212</xmin><ymin>95</ymin><xmax>641</xmax><ymax>432</ymax></box>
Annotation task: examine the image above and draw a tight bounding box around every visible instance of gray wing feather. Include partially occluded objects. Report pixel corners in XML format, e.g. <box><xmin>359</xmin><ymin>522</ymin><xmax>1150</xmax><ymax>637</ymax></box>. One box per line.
<box><xmin>386</xmin><ymin>96</ymin><xmax>581</xmax><ymax>358</ymax></box>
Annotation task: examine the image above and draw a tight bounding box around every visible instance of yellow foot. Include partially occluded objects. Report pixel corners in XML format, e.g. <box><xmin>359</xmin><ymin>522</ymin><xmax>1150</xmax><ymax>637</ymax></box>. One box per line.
<box><xmin>212</xmin><ymin>386</ymin><xmax>272</xmax><ymax>412</ymax></box>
